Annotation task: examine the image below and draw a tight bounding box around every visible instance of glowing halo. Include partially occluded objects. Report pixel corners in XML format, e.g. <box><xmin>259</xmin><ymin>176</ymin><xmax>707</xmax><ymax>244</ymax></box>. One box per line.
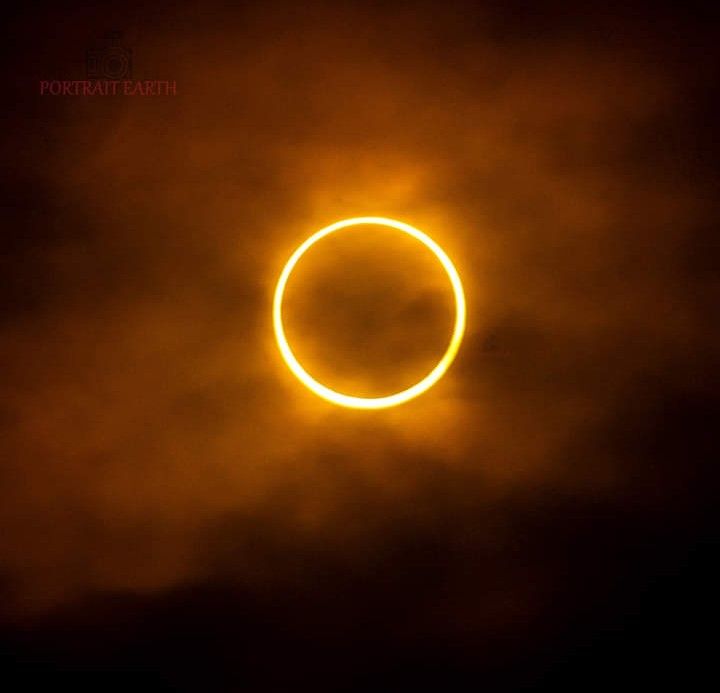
<box><xmin>273</xmin><ymin>216</ymin><xmax>466</xmax><ymax>409</ymax></box>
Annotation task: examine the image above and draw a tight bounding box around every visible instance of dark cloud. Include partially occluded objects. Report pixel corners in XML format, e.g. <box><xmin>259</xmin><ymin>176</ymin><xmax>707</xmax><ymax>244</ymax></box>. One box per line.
<box><xmin>1</xmin><ymin>0</ymin><xmax>717</xmax><ymax>689</ymax></box>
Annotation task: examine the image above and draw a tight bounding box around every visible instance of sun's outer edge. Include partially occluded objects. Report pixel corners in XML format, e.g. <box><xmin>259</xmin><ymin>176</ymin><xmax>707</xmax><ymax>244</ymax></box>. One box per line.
<box><xmin>272</xmin><ymin>216</ymin><xmax>467</xmax><ymax>409</ymax></box>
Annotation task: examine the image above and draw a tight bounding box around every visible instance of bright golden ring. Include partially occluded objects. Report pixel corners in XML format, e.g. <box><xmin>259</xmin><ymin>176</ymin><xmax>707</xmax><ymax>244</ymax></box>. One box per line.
<box><xmin>273</xmin><ymin>217</ymin><xmax>466</xmax><ymax>409</ymax></box>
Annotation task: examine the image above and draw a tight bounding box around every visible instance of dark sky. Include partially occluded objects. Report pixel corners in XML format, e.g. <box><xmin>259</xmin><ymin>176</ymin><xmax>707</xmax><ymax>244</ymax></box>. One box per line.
<box><xmin>1</xmin><ymin>1</ymin><xmax>718</xmax><ymax>690</ymax></box>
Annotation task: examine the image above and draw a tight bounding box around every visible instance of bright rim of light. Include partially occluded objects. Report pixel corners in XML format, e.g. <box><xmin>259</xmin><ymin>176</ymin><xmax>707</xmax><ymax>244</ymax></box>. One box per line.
<box><xmin>273</xmin><ymin>216</ymin><xmax>466</xmax><ymax>409</ymax></box>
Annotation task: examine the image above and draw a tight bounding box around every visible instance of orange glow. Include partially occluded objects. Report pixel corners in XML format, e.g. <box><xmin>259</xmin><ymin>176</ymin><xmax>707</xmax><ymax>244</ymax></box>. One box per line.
<box><xmin>273</xmin><ymin>217</ymin><xmax>467</xmax><ymax>409</ymax></box>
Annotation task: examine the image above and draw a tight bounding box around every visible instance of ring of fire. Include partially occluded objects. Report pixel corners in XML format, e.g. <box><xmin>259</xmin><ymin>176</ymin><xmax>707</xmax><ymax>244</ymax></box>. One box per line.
<box><xmin>273</xmin><ymin>216</ymin><xmax>467</xmax><ymax>409</ymax></box>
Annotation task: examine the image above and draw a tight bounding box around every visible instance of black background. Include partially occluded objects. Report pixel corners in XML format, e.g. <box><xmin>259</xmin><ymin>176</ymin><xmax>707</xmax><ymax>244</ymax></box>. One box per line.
<box><xmin>1</xmin><ymin>1</ymin><xmax>718</xmax><ymax>690</ymax></box>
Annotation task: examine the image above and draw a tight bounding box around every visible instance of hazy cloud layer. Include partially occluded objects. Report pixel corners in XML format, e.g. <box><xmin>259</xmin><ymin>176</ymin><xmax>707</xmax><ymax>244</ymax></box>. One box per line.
<box><xmin>1</xmin><ymin>2</ymin><xmax>717</xmax><ymax>686</ymax></box>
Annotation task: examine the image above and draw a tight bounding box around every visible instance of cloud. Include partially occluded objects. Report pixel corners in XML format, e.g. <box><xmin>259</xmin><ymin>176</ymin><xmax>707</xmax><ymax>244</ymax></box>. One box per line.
<box><xmin>0</xmin><ymin>6</ymin><xmax>716</xmax><ymax>670</ymax></box>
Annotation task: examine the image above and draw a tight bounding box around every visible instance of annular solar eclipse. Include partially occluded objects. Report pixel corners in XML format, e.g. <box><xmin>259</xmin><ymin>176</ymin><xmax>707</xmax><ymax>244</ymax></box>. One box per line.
<box><xmin>273</xmin><ymin>217</ymin><xmax>466</xmax><ymax>409</ymax></box>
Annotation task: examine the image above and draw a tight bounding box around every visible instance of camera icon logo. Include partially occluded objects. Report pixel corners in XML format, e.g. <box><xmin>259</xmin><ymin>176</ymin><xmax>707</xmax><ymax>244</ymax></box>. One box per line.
<box><xmin>86</xmin><ymin>31</ymin><xmax>132</xmax><ymax>80</ymax></box>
